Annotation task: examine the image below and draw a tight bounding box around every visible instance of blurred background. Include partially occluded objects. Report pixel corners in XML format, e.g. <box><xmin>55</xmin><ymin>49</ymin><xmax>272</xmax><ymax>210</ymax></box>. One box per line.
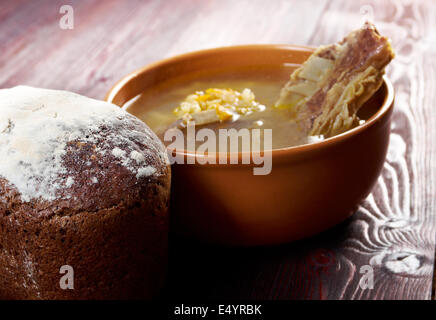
<box><xmin>1</xmin><ymin>0</ymin><xmax>427</xmax><ymax>99</ymax></box>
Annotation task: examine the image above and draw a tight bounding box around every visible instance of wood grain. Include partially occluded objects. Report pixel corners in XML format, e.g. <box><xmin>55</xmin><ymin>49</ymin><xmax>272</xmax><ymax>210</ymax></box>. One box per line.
<box><xmin>0</xmin><ymin>0</ymin><xmax>435</xmax><ymax>300</ymax></box>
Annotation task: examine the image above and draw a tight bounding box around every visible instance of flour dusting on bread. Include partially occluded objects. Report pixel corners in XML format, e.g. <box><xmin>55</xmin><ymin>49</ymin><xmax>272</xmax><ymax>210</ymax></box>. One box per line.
<box><xmin>0</xmin><ymin>86</ymin><xmax>168</xmax><ymax>202</ymax></box>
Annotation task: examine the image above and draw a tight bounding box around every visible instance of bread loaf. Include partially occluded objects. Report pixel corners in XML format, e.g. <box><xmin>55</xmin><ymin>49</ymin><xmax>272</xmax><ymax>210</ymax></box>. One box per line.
<box><xmin>0</xmin><ymin>86</ymin><xmax>170</xmax><ymax>299</ymax></box>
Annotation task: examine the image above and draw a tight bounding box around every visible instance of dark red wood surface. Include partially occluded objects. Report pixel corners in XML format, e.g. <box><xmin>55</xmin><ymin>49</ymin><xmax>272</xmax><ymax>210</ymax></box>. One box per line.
<box><xmin>0</xmin><ymin>0</ymin><xmax>435</xmax><ymax>299</ymax></box>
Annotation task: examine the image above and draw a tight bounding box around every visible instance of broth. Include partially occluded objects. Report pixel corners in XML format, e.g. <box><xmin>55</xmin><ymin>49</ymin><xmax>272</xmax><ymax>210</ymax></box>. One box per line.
<box><xmin>124</xmin><ymin>65</ymin><xmax>370</xmax><ymax>150</ymax></box>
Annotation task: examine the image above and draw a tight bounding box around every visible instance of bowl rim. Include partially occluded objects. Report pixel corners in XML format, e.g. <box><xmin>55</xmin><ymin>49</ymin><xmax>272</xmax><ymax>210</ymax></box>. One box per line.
<box><xmin>105</xmin><ymin>44</ymin><xmax>395</xmax><ymax>163</ymax></box>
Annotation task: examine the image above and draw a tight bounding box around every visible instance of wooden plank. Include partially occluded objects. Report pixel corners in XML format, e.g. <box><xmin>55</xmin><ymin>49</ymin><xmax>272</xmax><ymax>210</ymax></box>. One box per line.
<box><xmin>0</xmin><ymin>0</ymin><xmax>434</xmax><ymax>300</ymax></box>
<box><xmin>0</xmin><ymin>0</ymin><xmax>327</xmax><ymax>98</ymax></box>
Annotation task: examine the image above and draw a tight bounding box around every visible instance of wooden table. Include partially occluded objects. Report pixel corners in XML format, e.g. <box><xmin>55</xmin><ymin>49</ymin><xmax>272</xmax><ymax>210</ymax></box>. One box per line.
<box><xmin>1</xmin><ymin>0</ymin><xmax>435</xmax><ymax>300</ymax></box>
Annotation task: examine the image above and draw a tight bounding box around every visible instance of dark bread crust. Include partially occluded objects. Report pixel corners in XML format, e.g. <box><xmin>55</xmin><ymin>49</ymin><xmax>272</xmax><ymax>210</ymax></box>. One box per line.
<box><xmin>0</xmin><ymin>113</ymin><xmax>170</xmax><ymax>299</ymax></box>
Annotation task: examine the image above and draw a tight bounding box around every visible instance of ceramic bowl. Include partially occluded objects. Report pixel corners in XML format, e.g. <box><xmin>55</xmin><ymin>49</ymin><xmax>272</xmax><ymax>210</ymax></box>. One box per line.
<box><xmin>106</xmin><ymin>45</ymin><xmax>394</xmax><ymax>246</ymax></box>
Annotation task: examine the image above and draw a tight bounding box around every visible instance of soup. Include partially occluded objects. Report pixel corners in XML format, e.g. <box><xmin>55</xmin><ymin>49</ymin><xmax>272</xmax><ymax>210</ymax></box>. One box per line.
<box><xmin>122</xmin><ymin>23</ymin><xmax>393</xmax><ymax>153</ymax></box>
<box><xmin>123</xmin><ymin>65</ymin><xmax>374</xmax><ymax>151</ymax></box>
<box><xmin>125</xmin><ymin>65</ymin><xmax>322</xmax><ymax>150</ymax></box>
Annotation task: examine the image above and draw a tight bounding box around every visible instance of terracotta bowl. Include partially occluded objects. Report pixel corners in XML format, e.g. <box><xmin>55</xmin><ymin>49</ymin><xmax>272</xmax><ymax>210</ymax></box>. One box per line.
<box><xmin>106</xmin><ymin>45</ymin><xmax>394</xmax><ymax>246</ymax></box>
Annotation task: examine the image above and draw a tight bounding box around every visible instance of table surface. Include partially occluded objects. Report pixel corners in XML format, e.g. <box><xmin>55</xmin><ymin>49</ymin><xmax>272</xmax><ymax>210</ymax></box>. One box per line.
<box><xmin>1</xmin><ymin>0</ymin><xmax>435</xmax><ymax>300</ymax></box>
